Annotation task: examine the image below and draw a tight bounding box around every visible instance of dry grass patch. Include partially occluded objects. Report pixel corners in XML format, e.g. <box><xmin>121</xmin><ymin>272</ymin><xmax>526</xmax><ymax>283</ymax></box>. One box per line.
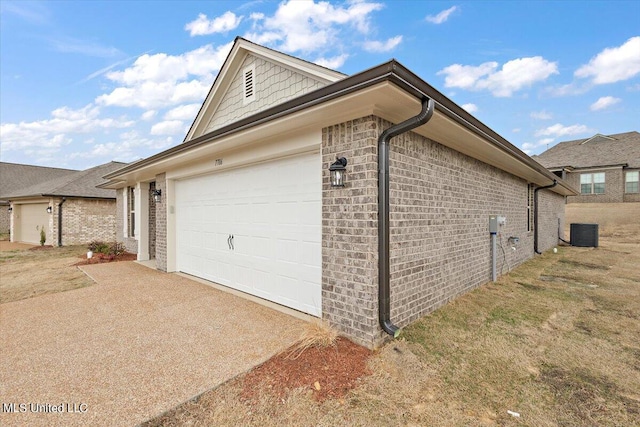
<box><xmin>0</xmin><ymin>245</ymin><xmax>94</xmax><ymax>303</ymax></box>
<box><xmin>287</xmin><ymin>319</ymin><xmax>339</xmax><ymax>359</ymax></box>
<box><xmin>142</xmin><ymin>215</ymin><xmax>640</xmax><ymax>426</ymax></box>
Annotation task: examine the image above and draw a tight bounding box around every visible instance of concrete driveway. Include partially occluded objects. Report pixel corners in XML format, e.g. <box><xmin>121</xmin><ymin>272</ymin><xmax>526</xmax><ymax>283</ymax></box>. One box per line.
<box><xmin>0</xmin><ymin>262</ymin><xmax>306</xmax><ymax>427</ymax></box>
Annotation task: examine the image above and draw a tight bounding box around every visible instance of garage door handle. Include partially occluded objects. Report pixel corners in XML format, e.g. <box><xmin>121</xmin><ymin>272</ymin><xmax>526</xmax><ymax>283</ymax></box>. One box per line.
<box><xmin>227</xmin><ymin>234</ymin><xmax>231</xmax><ymax>250</ymax></box>
<box><xmin>230</xmin><ymin>234</ymin><xmax>234</xmax><ymax>251</ymax></box>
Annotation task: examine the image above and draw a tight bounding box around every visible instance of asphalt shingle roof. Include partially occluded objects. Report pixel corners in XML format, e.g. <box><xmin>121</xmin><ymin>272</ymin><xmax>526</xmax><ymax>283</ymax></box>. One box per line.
<box><xmin>533</xmin><ymin>131</ymin><xmax>640</xmax><ymax>169</ymax></box>
<box><xmin>0</xmin><ymin>161</ymin><xmax>127</xmax><ymax>200</ymax></box>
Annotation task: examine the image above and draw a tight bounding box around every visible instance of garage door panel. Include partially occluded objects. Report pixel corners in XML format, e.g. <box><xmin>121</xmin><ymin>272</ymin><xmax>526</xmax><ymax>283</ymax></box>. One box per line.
<box><xmin>16</xmin><ymin>203</ymin><xmax>49</xmax><ymax>244</ymax></box>
<box><xmin>176</xmin><ymin>152</ymin><xmax>321</xmax><ymax>316</ymax></box>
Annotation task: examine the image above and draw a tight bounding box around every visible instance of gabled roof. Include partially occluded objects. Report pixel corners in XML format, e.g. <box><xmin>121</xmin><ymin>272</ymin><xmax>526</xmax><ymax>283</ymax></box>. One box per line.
<box><xmin>104</xmin><ymin>37</ymin><xmax>576</xmax><ymax>197</ymax></box>
<box><xmin>184</xmin><ymin>37</ymin><xmax>346</xmax><ymax>141</ymax></box>
<box><xmin>2</xmin><ymin>161</ymin><xmax>127</xmax><ymax>200</ymax></box>
<box><xmin>534</xmin><ymin>131</ymin><xmax>640</xmax><ymax>169</ymax></box>
<box><xmin>0</xmin><ymin>163</ymin><xmax>78</xmax><ymax>200</ymax></box>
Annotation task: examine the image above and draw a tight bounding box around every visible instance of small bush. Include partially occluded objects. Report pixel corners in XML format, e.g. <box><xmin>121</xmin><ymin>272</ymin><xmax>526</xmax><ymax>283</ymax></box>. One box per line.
<box><xmin>87</xmin><ymin>240</ymin><xmax>109</xmax><ymax>254</ymax></box>
<box><xmin>88</xmin><ymin>240</ymin><xmax>127</xmax><ymax>257</ymax></box>
<box><xmin>109</xmin><ymin>242</ymin><xmax>126</xmax><ymax>256</ymax></box>
<box><xmin>39</xmin><ymin>226</ymin><xmax>46</xmax><ymax>246</ymax></box>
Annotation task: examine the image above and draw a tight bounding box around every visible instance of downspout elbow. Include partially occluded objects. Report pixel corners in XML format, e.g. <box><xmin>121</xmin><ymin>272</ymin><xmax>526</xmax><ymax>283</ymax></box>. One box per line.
<box><xmin>378</xmin><ymin>97</ymin><xmax>435</xmax><ymax>338</ymax></box>
<box><xmin>534</xmin><ymin>180</ymin><xmax>557</xmax><ymax>254</ymax></box>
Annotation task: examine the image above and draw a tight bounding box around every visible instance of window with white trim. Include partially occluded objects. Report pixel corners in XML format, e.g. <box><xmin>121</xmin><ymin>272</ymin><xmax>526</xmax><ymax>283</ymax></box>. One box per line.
<box><xmin>128</xmin><ymin>186</ymin><xmax>135</xmax><ymax>237</ymax></box>
<box><xmin>242</xmin><ymin>65</ymin><xmax>255</xmax><ymax>105</ymax></box>
<box><xmin>580</xmin><ymin>172</ymin><xmax>605</xmax><ymax>194</ymax></box>
<box><xmin>626</xmin><ymin>171</ymin><xmax>639</xmax><ymax>193</ymax></box>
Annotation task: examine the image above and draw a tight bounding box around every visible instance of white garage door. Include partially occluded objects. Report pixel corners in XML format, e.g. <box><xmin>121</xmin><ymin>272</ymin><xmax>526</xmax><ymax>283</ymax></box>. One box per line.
<box><xmin>175</xmin><ymin>152</ymin><xmax>322</xmax><ymax>316</ymax></box>
<box><xmin>17</xmin><ymin>203</ymin><xmax>49</xmax><ymax>244</ymax></box>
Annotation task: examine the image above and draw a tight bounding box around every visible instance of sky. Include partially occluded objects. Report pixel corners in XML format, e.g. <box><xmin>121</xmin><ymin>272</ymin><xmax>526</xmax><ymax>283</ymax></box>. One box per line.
<box><xmin>1</xmin><ymin>0</ymin><xmax>639</xmax><ymax>170</ymax></box>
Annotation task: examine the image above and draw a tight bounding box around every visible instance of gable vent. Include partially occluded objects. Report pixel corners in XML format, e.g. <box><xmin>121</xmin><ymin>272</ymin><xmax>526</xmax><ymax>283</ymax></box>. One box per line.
<box><xmin>243</xmin><ymin>65</ymin><xmax>255</xmax><ymax>105</ymax></box>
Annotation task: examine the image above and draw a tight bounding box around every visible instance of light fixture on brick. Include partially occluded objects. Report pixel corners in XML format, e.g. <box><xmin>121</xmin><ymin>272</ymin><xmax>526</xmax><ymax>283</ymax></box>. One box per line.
<box><xmin>152</xmin><ymin>189</ymin><xmax>162</xmax><ymax>203</ymax></box>
<box><xmin>46</xmin><ymin>206</ymin><xmax>52</xmax><ymax>214</ymax></box>
<box><xmin>329</xmin><ymin>157</ymin><xmax>348</xmax><ymax>187</ymax></box>
<box><xmin>7</xmin><ymin>206</ymin><xmax>12</xmax><ymax>212</ymax></box>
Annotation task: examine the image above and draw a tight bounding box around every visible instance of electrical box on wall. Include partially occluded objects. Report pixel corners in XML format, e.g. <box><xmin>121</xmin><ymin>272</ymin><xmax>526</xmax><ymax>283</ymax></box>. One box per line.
<box><xmin>489</xmin><ymin>215</ymin><xmax>498</xmax><ymax>233</ymax></box>
<box><xmin>497</xmin><ymin>216</ymin><xmax>506</xmax><ymax>226</ymax></box>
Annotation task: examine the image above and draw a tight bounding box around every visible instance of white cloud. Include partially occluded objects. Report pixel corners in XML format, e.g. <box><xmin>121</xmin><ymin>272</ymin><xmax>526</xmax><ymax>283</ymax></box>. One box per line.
<box><xmin>438</xmin><ymin>56</ymin><xmax>558</xmax><ymax>97</ymax></box>
<box><xmin>535</xmin><ymin>123</ymin><xmax>594</xmax><ymax>138</ymax></box>
<box><xmin>530</xmin><ymin>110</ymin><xmax>552</xmax><ymax>120</ymax></box>
<box><xmin>575</xmin><ymin>37</ymin><xmax>640</xmax><ymax>84</ymax></box>
<box><xmin>363</xmin><ymin>35</ymin><xmax>402</xmax><ymax>53</ymax></box>
<box><xmin>461</xmin><ymin>103</ymin><xmax>478</xmax><ymax>113</ymax></box>
<box><xmin>71</xmin><ymin>131</ymin><xmax>174</xmax><ymax>162</ymax></box>
<box><xmin>150</xmin><ymin>120</ymin><xmax>185</xmax><ymax>135</ymax></box>
<box><xmin>0</xmin><ymin>104</ymin><xmax>134</xmax><ymax>152</ymax></box>
<box><xmin>425</xmin><ymin>6</ymin><xmax>458</xmax><ymax>24</ymax></box>
<box><xmin>522</xmin><ymin>137</ymin><xmax>555</xmax><ymax>154</ymax></box>
<box><xmin>246</xmin><ymin>0</ymin><xmax>384</xmax><ymax>54</ymax></box>
<box><xmin>141</xmin><ymin>110</ymin><xmax>157</xmax><ymax>121</ymax></box>
<box><xmin>96</xmin><ymin>42</ymin><xmax>233</xmax><ymax>109</ymax></box>
<box><xmin>164</xmin><ymin>103</ymin><xmax>201</xmax><ymax>121</ymax></box>
<box><xmin>314</xmin><ymin>54</ymin><xmax>349</xmax><ymax>69</ymax></box>
<box><xmin>185</xmin><ymin>11</ymin><xmax>243</xmax><ymax>36</ymax></box>
<box><xmin>49</xmin><ymin>36</ymin><xmax>122</xmax><ymax>58</ymax></box>
<box><xmin>590</xmin><ymin>96</ymin><xmax>621</xmax><ymax>111</ymax></box>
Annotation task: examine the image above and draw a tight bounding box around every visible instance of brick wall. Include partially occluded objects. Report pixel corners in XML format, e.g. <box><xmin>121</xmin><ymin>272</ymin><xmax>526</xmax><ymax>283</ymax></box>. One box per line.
<box><xmin>205</xmin><ymin>54</ymin><xmax>326</xmax><ymax>133</ymax></box>
<box><xmin>155</xmin><ymin>174</ymin><xmax>167</xmax><ymax>271</ymax></box>
<box><xmin>51</xmin><ymin>198</ymin><xmax>116</xmax><ymax>246</ymax></box>
<box><xmin>322</xmin><ymin>115</ymin><xmax>562</xmax><ymax>348</ymax></box>
<box><xmin>0</xmin><ymin>203</ymin><xmax>9</xmax><ymax>235</ymax></box>
<box><xmin>149</xmin><ymin>181</ymin><xmax>157</xmax><ymax>258</ymax></box>
<box><xmin>538</xmin><ymin>190</ymin><xmax>565</xmax><ymax>251</ymax></box>
<box><xmin>322</xmin><ymin>117</ymin><xmax>380</xmax><ymax>347</ymax></box>
<box><xmin>566</xmin><ymin>168</ymin><xmax>624</xmax><ymax>203</ymax></box>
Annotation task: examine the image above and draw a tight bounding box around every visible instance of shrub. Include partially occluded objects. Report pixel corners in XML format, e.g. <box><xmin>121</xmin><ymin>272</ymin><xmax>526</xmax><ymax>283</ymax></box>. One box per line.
<box><xmin>39</xmin><ymin>226</ymin><xmax>46</xmax><ymax>246</ymax></box>
<box><xmin>87</xmin><ymin>240</ymin><xmax>109</xmax><ymax>254</ymax></box>
<box><xmin>109</xmin><ymin>242</ymin><xmax>126</xmax><ymax>256</ymax></box>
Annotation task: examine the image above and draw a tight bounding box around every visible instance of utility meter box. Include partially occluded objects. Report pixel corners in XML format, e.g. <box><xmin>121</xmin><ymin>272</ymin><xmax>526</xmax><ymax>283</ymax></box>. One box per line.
<box><xmin>489</xmin><ymin>215</ymin><xmax>498</xmax><ymax>233</ymax></box>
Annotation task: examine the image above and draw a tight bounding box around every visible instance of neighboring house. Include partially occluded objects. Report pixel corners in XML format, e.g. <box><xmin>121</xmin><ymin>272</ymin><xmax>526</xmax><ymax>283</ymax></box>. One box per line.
<box><xmin>1</xmin><ymin>161</ymin><xmax>126</xmax><ymax>245</ymax></box>
<box><xmin>101</xmin><ymin>37</ymin><xmax>576</xmax><ymax>348</ymax></box>
<box><xmin>0</xmin><ymin>163</ymin><xmax>78</xmax><ymax>236</ymax></box>
<box><xmin>533</xmin><ymin>131</ymin><xmax>640</xmax><ymax>203</ymax></box>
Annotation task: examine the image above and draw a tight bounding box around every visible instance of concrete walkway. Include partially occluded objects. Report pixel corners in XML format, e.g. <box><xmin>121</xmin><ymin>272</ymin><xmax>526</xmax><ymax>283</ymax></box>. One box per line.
<box><xmin>0</xmin><ymin>262</ymin><xmax>305</xmax><ymax>427</ymax></box>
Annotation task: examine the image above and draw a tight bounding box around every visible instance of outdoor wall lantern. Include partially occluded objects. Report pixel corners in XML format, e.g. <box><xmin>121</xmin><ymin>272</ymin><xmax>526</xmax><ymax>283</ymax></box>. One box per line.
<box><xmin>46</xmin><ymin>206</ymin><xmax>53</xmax><ymax>214</ymax></box>
<box><xmin>329</xmin><ymin>157</ymin><xmax>348</xmax><ymax>187</ymax></box>
<box><xmin>7</xmin><ymin>206</ymin><xmax>12</xmax><ymax>213</ymax></box>
<box><xmin>152</xmin><ymin>189</ymin><xmax>162</xmax><ymax>203</ymax></box>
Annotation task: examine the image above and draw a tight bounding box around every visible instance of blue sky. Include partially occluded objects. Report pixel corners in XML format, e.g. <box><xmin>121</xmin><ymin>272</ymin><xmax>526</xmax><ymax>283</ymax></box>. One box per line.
<box><xmin>1</xmin><ymin>0</ymin><xmax>639</xmax><ymax>170</ymax></box>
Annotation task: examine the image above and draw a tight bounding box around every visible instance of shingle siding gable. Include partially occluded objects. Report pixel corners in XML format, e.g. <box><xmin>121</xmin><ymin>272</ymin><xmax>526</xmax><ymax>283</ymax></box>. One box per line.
<box><xmin>205</xmin><ymin>54</ymin><xmax>327</xmax><ymax>133</ymax></box>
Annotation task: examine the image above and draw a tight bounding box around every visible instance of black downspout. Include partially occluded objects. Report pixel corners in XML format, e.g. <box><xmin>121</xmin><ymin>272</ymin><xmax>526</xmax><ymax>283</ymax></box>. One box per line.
<box><xmin>58</xmin><ymin>197</ymin><xmax>66</xmax><ymax>247</ymax></box>
<box><xmin>378</xmin><ymin>97</ymin><xmax>435</xmax><ymax>337</ymax></box>
<box><xmin>534</xmin><ymin>180</ymin><xmax>557</xmax><ymax>254</ymax></box>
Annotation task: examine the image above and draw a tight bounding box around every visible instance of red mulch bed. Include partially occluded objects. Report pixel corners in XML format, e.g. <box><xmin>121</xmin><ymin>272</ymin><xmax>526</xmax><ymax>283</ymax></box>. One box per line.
<box><xmin>75</xmin><ymin>252</ymin><xmax>137</xmax><ymax>265</ymax></box>
<box><xmin>240</xmin><ymin>337</ymin><xmax>372</xmax><ymax>402</ymax></box>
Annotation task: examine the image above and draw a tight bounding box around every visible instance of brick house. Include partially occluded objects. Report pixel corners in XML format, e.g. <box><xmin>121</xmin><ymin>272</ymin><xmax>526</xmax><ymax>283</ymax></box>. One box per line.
<box><xmin>1</xmin><ymin>161</ymin><xmax>125</xmax><ymax>246</ymax></box>
<box><xmin>533</xmin><ymin>131</ymin><xmax>640</xmax><ymax>203</ymax></box>
<box><xmin>101</xmin><ymin>38</ymin><xmax>576</xmax><ymax>348</ymax></box>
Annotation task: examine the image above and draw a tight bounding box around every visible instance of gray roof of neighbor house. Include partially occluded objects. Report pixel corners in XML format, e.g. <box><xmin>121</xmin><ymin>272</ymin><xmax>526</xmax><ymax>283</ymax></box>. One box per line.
<box><xmin>0</xmin><ymin>161</ymin><xmax>127</xmax><ymax>200</ymax></box>
<box><xmin>533</xmin><ymin>131</ymin><xmax>640</xmax><ymax>169</ymax></box>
